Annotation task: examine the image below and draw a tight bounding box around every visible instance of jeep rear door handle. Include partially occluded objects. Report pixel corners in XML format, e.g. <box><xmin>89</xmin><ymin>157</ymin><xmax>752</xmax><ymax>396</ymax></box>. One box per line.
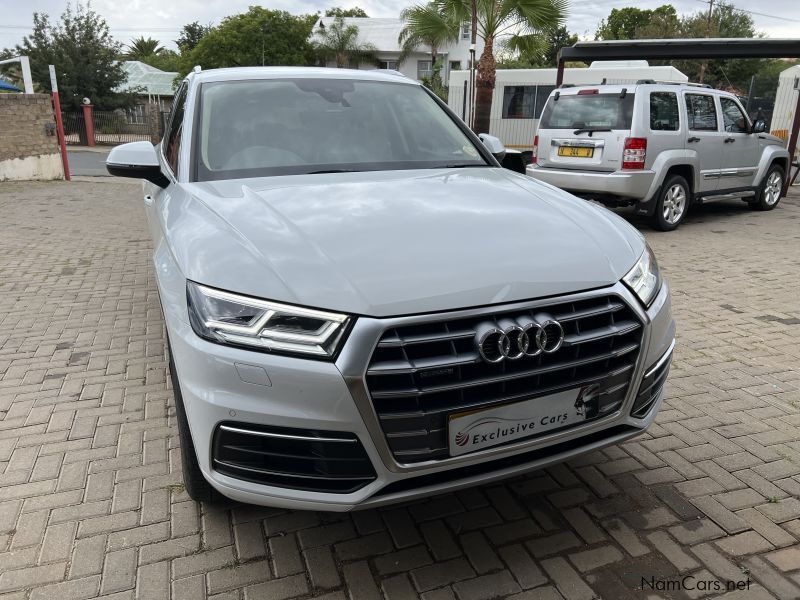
<box><xmin>687</xmin><ymin>137</ymin><xmax>701</xmax><ymax>143</ymax></box>
<box><xmin>724</xmin><ymin>137</ymin><xmax>736</xmax><ymax>143</ymax></box>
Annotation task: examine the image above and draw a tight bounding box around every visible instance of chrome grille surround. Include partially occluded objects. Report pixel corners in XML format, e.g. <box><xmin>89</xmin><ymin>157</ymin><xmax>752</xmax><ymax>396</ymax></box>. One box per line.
<box><xmin>337</xmin><ymin>282</ymin><xmax>653</xmax><ymax>472</ymax></box>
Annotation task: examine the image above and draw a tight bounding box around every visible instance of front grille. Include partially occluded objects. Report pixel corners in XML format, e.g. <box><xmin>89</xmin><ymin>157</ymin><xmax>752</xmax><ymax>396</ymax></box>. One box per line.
<box><xmin>365</xmin><ymin>294</ymin><xmax>643</xmax><ymax>463</ymax></box>
<box><xmin>631</xmin><ymin>350</ymin><xmax>672</xmax><ymax>418</ymax></box>
<box><xmin>212</xmin><ymin>423</ymin><xmax>376</xmax><ymax>493</ymax></box>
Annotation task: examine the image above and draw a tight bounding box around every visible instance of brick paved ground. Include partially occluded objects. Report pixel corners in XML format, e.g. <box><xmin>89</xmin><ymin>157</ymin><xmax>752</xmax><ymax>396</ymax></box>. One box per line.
<box><xmin>1</xmin><ymin>179</ymin><xmax>799</xmax><ymax>600</ymax></box>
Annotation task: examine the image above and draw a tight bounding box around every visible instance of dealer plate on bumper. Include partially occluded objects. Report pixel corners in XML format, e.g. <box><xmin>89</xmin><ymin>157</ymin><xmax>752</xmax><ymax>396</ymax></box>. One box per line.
<box><xmin>448</xmin><ymin>386</ymin><xmax>598</xmax><ymax>457</ymax></box>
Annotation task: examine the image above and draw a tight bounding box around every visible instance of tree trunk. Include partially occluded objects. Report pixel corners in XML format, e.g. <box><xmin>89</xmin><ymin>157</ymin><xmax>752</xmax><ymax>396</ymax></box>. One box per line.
<box><xmin>473</xmin><ymin>36</ymin><xmax>495</xmax><ymax>135</ymax></box>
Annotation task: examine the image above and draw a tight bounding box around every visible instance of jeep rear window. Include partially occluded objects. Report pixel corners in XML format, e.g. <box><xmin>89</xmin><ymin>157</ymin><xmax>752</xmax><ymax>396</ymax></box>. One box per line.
<box><xmin>539</xmin><ymin>93</ymin><xmax>635</xmax><ymax>130</ymax></box>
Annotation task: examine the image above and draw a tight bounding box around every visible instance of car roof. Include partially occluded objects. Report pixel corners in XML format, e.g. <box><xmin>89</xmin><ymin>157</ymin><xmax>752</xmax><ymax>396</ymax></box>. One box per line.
<box><xmin>187</xmin><ymin>66</ymin><xmax>419</xmax><ymax>86</ymax></box>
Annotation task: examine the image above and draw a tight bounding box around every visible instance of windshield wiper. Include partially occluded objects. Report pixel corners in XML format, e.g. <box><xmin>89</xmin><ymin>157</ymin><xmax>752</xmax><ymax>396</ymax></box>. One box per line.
<box><xmin>572</xmin><ymin>128</ymin><xmax>612</xmax><ymax>136</ymax></box>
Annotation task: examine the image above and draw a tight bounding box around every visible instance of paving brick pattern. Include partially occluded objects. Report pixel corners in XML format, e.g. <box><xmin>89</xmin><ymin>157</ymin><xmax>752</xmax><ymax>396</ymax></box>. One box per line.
<box><xmin>1</xmin><ymin>179</ymin><xmax>799</xmax><ymax>600</ymax></box>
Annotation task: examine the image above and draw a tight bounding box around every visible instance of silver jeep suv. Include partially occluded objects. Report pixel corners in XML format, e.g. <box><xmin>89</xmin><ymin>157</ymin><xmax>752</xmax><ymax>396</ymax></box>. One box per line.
<box><xmin>526</xmin><ymin>82</ymin><xmax>790</xmax><ymax>231</ymax></box>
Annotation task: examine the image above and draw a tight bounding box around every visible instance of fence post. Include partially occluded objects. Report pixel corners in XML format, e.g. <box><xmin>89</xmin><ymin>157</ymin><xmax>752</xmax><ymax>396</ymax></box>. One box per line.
<box><xmin>147</xmin><ymin>106</ymin><xmax>162</xmax><ymax>145</ymax></box>
<box><xmin>82</xmin><ymin>103</ymin><xmax>95</xmax><ymax>147</ymax></box>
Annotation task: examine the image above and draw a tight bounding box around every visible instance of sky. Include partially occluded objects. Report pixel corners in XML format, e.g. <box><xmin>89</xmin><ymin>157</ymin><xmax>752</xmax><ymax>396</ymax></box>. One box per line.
<box><xmin>0</xmin><ymin>0</ymin><xmax>798</xmax><ymax>51</ymax></box>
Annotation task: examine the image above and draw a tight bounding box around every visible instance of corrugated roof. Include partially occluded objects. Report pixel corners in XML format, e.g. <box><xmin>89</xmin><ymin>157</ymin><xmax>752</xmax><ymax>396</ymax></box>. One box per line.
<box><xmin>316</xmin><ymin>17</ymin><xmax>425</xmax><ymax>54</ymax></box>
<box><xmin>117</xmin><ymin>61</ymin><xmax>178</xmax><ymax>96</ymax></box>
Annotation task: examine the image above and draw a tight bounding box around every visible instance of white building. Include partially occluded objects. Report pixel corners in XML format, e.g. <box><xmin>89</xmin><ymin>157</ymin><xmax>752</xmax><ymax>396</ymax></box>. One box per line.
<box><xmin>314</xmin><ymin>17</ymin><xmax>484</xmax><ymax>84</ymax></box>
<box><xmin>448</xmin><ymin>61</ymin><xmax>689</xmax><ymax>150</ymax></box>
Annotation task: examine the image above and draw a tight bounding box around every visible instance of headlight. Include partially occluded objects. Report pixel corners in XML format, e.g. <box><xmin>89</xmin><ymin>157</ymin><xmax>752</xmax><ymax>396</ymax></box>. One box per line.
<box><xmin>186</xmin><ymin>281</ymin><xmax>351</xmax><ymax>358</ymax></box>
<box><xmin>622</xmin><ymin>246</ymin><xmax>661</xmax><ymax>307</ymax></box>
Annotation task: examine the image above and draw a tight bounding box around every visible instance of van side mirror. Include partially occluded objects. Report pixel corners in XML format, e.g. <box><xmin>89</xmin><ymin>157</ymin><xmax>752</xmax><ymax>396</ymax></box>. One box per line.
<box><xmin>106</xmin><ymin>141</ymin><xmax>169</xmax><ymax>188</ymax></box>
<box><xmin>752</xmin><ymin>120</ymin><xmax>767</xmax><ymax>134</ymax></box>
<box><xmin>478</xmin><ymin>133</ymin><xmax>506</xmax><ymax>161</ymax></box>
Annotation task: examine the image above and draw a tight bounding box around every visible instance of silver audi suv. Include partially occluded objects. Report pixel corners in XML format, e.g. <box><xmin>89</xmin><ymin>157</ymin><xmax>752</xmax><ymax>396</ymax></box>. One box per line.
<box><xmin>106</xmin><ymin>67</ymin><xmax>675</xmax><ymax>511</ymax></box>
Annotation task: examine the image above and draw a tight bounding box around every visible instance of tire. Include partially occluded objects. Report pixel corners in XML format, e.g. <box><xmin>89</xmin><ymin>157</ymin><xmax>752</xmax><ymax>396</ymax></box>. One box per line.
<box><xmin>168</xmin><ymin>340</ymin><xmax>223</xmax><ymax>505</ymax></box>
<box><xmin>750</xmin><ymin>164</ymin><xmax>784</xmax><ymax>211</ymax></box>
<box><xmin>651</xmin><ymin>174</ymin><xmax>690</xmax><ymax>231</ymax></box>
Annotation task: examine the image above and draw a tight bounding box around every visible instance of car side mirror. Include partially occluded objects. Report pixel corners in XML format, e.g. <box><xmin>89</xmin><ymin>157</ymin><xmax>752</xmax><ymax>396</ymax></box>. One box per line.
<box><xmin>106</xmin><ymin>141</ymin><xmax>169</xmax><ymax>188</ymax></box>
<box><xmin>478</xmin><ymin>133</ymin><xmax>506</xmax><ymax>161</ymax></box>
<box><xmin>752</xmin><ymin>120</ymin><xmax>767</xmax><ymax>134</ymax></box>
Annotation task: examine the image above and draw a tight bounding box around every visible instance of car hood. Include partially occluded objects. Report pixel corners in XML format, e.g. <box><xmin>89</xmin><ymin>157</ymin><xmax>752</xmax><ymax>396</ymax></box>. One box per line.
<box><xmin>166</xmin><ymin>168</ymin><xmax>644</xmax><ymax>317</ymax></box>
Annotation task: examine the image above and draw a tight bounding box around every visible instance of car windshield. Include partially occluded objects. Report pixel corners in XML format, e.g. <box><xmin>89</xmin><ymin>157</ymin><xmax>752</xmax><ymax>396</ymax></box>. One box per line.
<box><xmin>193</xmin><ymin>78</ymin><xmax>488</xmax><ymax>181</ymax></box>
<box><xmin>540</xmin><ymin>93</ymin><xmax>635</xmax><ymax>130</ymax></box>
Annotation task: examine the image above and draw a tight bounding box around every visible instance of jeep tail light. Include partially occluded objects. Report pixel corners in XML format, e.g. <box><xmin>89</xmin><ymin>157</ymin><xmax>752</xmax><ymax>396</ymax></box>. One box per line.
<box><xmin>577</xmin><ymin>89</ymin><xmax>599</xmax><ymax>95</ymax></box>
<box><xmin>531</xmin><ymin>135</ymin><xmax>539</xmax><ymax>164</ymax></box>
<box><xmin>622</xmin><ymin>137</ymin><xmax>647</xmax><ymax>170</ymax></box>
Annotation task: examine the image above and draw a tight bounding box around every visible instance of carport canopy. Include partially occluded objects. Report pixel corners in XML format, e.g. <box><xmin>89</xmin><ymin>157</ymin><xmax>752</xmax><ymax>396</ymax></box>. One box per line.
<box><xmin>556</xmin><ymin>38</ymin><xmax>800</xmax><ymax>193</ymax></box>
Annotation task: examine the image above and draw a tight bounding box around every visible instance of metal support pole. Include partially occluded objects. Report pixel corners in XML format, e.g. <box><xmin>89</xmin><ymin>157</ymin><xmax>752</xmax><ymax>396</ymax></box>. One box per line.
<box><xmin>462</xmin><ymin>80</ymin><xmax>467</xmax><ymax>120</ymax></box>
<box><xmin>556</xmin><ymin>58</ymin><xmax>565</xmax><ymax>87</ymax></box>
<box><xmin>745</xmin><ymin>75</ymin><xmax>756</xmax><ymax>113</ymax></box>
<box><xmin>782</xmin><ymin>91</ymin><xmax>800</xmax><ymax>196</ymax></box>
<box><xmin>49</xmin><ymin>65</ymin><xmax>70</xmax><ymax>181</ymax></box>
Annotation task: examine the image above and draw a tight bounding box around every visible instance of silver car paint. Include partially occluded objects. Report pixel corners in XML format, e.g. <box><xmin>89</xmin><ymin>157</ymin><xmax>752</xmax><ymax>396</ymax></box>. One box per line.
<box><xmin>158</xmin><ymin>168</ymin><xmax>646</xmax><ymax>317</ymax></box>
<box><xmin>529</xmin><ymin>83</ymin><xmax>790</xmax><ymax>203</ymax></box>
<box><xmin>112</xmin><ymin>67</ymin><xmax>674</xmax><ymax>510</ymax></box>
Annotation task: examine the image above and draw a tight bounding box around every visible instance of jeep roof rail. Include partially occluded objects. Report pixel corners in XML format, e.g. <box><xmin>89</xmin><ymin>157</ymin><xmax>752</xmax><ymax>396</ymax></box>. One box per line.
<box><xmin>635</xmin><ymin>79</ymin><xmax>712</xmax><ymax>88</ymax></box>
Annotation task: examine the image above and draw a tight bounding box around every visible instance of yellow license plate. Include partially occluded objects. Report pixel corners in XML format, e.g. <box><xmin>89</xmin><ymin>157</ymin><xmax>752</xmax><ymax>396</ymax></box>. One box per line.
<box><xmin>558</xmin><ymin>146</ymin><xmax>594</xmax><ymax>158</ymax></box>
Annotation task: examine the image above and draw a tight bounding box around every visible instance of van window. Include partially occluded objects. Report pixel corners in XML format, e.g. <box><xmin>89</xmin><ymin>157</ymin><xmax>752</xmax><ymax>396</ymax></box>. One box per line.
<box><xmin>650</xmin><ymin>92</ymin><xmax>679</xmax><ymax>131</ymax></box>
<box><xmin>502</xmin><ymin>85</ymin><xmax>555</xmax><ymax>120</ymax></box>
<box><xmin>685</xmin><ymin>94</ymin><xmax>718</xmax><ymax>131</ymax></box>
<box><xmin>540</xmin><ymin>93</ymin><xmax>635</xmax><ymax>130</ymax></box>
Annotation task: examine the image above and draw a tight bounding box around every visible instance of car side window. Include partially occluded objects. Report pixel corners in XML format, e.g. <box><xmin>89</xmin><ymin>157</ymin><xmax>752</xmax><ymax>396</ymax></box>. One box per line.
<box><xmin>684</xmin><ymin>94</ymin><xmax>718</xmax><ymax>132</ymax></box>
<box><xmin>164</xmin><ymin>83</ymin><xmax>188</xmax><ymax>175</ymax></box>
<box><xmin>720</xmin><ymin>97</ymin><xmax>750</xmax><ymax>133</ymax></box>
<box><xmin>650</xmin><ymin>92</ymin><xmax>679</xmax><ymax>131</ymax></box>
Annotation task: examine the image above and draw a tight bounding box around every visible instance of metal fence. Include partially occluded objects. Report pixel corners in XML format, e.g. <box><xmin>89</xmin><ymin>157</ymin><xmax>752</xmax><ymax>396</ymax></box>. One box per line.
<box><xmin>63</xmin><ymin>105</ymin><xmax>168</xmax><ymax>146</ymax></box>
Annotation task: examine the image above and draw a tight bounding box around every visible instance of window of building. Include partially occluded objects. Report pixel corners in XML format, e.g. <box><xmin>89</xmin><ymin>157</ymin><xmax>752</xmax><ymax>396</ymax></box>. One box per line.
<box><xmin>649</xmin><ymin>92</ymin><xmax>679</xmax><ymax>131</ymax></box>
<box><xmin>685</xmin><ymin>94</ymin><xmax>718</xmax><ymax>131</ymax></box>
<box><xmin>417</xmin><ymin>60</ymin><xmax>432</xmax><ymax>80</ymax></box>
<box><xmin>377</xmin><ymin>60</ymin><xmax>399</xmax><ymax>70</ymax></box>
<box><xmin>461</xmin><ymin>23</ymin><xmax>470</xmax><ymax>39</ymax></box>
<box><xmin>450</xmin><ymin>61</ymin><xmax>462</xmax><ymax>72</ymax></box>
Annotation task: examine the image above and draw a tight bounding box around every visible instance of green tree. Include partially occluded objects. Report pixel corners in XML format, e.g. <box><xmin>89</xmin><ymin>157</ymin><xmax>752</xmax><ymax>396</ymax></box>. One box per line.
<box><xmin>178</xmin><ymin>8</ymin><xmax>316</xmax><ymax>75</ymax></box>
<box><xmin>499</xmin><ymin>24</ymin><xmax>577</xmax><ymax>68</ymax></box>
<box><xmin>143</xmin><ymin>50</ymin><xmax>180</xmax><ymax>72</ymax></box>
<box><xmin>595</xmin><ymin>6</ymin><xmax>678</xmax><ymax>40</ymax></box>
<box><xmin>177</xmin><ymin>21</ymin><xmax>212</xmax><ymax>53</ymax></box>
<box><xmin>398</xmin><ymin>2</ymin><xmax>460</xmax><ymax>74</ymax></box>
<box><xmin>125</xmin><ymin>36</ymin><xmax>164</xmax><ymax>60</ymax></box>
<box><xmin>324</xmin><ymin>7</ymin><xmax>369</xmax><ymax>18</ymax></box>
<box><xmin>677</xmin><ymin>3</ymin><xmax>760</xmax><ymax>88</ymax></box>
<box><xmin>443</xmin><ymin>0</ymin><xmax>568</xmax><ymax>134</ymax></box>
<box><xmin>315</xmin><ymin>15</ymin><xmax>377</xmax><ymax>68</ymax></box>
<box><xmin>9</xmin><ymin>4</ymin><xmax>132</xmax><ymax>110</ymax></box>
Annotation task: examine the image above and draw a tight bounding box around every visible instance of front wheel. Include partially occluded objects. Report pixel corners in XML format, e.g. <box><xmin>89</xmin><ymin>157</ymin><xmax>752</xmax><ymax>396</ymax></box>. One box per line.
<box><xmin>652</xmin><ymin>175</ymin><xmax>690</xmax><ymax>231</ymax></box>
<box><xmin>750</xmin><ymin>165</ymin><xmax>784</xmax><ymax>211</ymax></box>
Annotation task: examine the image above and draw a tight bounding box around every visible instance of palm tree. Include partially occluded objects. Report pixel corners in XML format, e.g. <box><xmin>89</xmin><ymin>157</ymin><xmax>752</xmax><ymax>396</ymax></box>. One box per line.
<box><xmin>445</xmin><ymin>0</ymin><xmax>567</xmax><ymax>134</ymax></box>
<box><xmin>398</xmin><ymin>3</ymin><xmax>461</xmax><ymax>73</ymax></box>
<box><xmin>125</xmin><ymin>37</ymin><xmax>164</xmax><ymax>61</ymax></box>
<box><xmin>316</xmin><ymin>16</ymin><xmax>377</xmax><ymax>68</ymax></box>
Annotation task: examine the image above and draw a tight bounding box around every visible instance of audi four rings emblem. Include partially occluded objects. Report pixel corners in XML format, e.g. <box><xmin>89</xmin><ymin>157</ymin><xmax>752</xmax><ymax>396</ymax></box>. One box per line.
<box><xmin>476</xmin><ymin>317</ymin><xmax>565</xmax><ymax>364</ymax></box>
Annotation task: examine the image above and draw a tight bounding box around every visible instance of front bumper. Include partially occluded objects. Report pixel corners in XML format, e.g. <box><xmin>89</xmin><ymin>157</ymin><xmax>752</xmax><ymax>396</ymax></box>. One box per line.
<box><xmin>526</xmin><ymin>165</ymin><xmax>656</xmax><ymax>201</ymax></box>
<box><xmin>166</xmin><ymin>281</ymin><xmax>674</xmax><ymax>511</ymax></box>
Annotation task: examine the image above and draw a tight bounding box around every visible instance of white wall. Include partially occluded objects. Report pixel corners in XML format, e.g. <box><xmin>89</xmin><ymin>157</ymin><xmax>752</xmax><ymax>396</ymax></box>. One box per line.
<box><xmin>0</xmin><ymin>153</ymin><xmax>64</xmax><ymax>182</ymax></box>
